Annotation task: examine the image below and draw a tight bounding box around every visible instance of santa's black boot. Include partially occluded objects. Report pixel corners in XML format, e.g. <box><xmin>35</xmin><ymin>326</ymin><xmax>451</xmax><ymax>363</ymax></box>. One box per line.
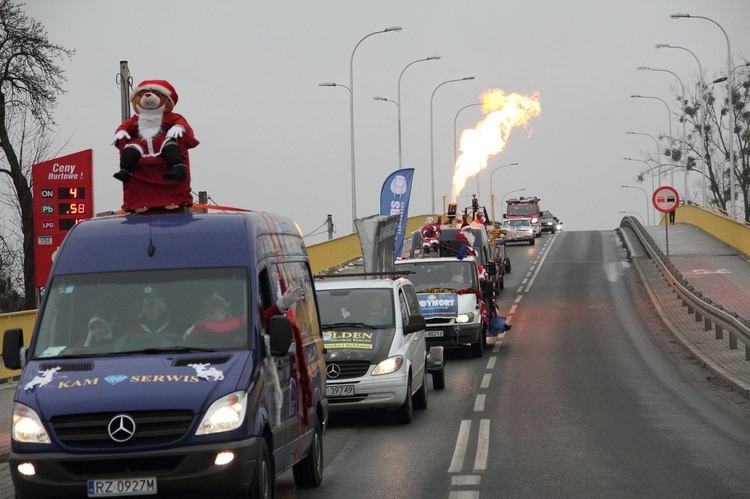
<box><xmin>163</xmin><ymin>164</ymin><xmax>186</xmax><ymax>180</ymax></box>
<box><xmin>113</xmin><ymin>169</ymin><xmax>132</xmax><ymax>183</ymax></box>
<box><xmin>114</xmin><ymin>148</ymin><xmax>140</xmax><ymax>183</ymax></box>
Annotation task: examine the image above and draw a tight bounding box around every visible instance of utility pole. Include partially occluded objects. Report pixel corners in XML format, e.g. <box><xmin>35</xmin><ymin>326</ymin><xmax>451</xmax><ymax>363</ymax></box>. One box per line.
<box><xmin>118</xmin><ymin>61</ymin><xmax>132</xmax><ymax>123</ymax></box>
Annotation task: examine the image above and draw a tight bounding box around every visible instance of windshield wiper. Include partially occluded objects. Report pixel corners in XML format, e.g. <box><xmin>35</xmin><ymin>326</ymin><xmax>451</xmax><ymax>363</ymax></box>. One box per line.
<box><xmin>321</xmin><ymin>321</ymin><xmax>378</xmax><ymax>330</ymax></box>
<box><xmin>115</xmin><ymin>346</ymin><xmax>218</xmax><ymax>355</ymax></box>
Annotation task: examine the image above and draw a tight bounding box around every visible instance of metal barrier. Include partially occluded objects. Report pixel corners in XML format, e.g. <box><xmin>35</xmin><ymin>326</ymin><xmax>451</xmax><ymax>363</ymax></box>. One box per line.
<box><xmin>621</xmin><ymin>215</ymin><xmax>750</xmax><ymax>361</ymax></box>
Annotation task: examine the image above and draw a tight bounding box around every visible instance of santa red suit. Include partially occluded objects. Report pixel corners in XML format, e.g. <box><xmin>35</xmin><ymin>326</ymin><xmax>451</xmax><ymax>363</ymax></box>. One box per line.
<box><xmin>455</xmin><ymin>224</ymin><xmax>478</xmax><ymax>258</ymax></box>
<box><xmin>420</xmin><ymin>217</ymin><xmax>441</xmax><ymax>256</ymax></box>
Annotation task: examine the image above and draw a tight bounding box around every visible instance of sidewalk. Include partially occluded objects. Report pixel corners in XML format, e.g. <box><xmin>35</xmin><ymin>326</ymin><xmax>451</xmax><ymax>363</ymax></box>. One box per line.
<box><xmin>622</xmin><ymin>222</ymin><xmax>750</xmax><ymax>397</ymax></box>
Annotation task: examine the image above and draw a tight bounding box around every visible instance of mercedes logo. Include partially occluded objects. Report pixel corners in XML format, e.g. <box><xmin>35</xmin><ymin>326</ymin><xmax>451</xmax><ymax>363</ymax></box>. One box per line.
<box><xmin>326</xmin><ymin>364</ymin><xmax>341</xmax><ymax>379</ymax></box>
<box><xmin>108</xmin><ymin>414</ymin><xmax>136</xmax><ymax>443</ymax></box>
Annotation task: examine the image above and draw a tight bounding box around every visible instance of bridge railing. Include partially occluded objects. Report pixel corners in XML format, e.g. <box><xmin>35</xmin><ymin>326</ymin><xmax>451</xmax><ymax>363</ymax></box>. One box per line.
<box><xmin>621</xmin><ymin>212</ymin><xmax>750</xmax><ymax>361</ymax></box>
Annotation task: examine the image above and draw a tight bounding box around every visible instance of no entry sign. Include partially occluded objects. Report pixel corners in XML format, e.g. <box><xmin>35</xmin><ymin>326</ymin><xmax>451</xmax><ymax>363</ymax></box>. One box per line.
<box><xmin>652</xmin><ymin>185</ymin><xmax>679</xmax><ymax>213</ymax></box>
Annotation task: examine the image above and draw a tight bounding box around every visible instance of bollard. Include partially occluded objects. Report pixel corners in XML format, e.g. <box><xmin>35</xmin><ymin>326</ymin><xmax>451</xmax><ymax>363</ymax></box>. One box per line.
<box><xmin>716</xmin><ymin>325</ymin><xmax>723</xmax><ymax>340</ymax></box>
<box><xmin>729</xmin><ymin>332</ymin><xmax>737</xmax><ymax>350</ymax></box>
<box><xmin>695</xmin><ymin>311</ymin><xmax>702</xmax><ymax>323</ymax></box>
<box><xmin>704</xmin><ymin>317</ymin><xmax>711</xmax><ymax>331</ymax></box>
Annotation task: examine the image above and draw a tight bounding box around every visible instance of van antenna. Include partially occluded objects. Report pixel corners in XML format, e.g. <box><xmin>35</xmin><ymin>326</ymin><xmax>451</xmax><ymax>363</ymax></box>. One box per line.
<box><xmin>147</xmin><ymin>215</ymin><xmax>156</xmax><ymax>257</ymax></box>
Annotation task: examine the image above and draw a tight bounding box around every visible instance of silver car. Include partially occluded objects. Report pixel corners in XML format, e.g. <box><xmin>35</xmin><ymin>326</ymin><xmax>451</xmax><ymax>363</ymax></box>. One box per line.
<box><xmin>502</xmin><ymin>219</ymin><xmax>535</xmax><ymax>245</ymax></box>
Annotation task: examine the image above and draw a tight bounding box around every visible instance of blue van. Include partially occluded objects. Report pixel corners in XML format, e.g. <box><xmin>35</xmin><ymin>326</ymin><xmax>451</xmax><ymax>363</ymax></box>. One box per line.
<box><xmin>1</xmin><ymin>211</ymin><xmax>327</xmax><ymax>498</ymax></box>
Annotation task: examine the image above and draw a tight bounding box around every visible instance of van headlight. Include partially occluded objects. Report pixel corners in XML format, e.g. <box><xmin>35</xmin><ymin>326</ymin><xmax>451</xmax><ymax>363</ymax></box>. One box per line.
<box><xmin>197</xmin><ymin>391</ymin><xmax>247</xmax><ymax>435</ymax></box>
<box><xmin>13</xmin><ymin>403</ymin><xmax>50</xmax><ymax>444</ymax></box>
<box><xmin>456</xmin><ymin>313</ymin><xmax>475</xmax><ymax>323</ymax></box>
<box><xmin>531</xmin><ymin>217</ymin><xmax>539</xmax><ymax>224</ymax></box>
<box><xmin>372</xmin><ymin>356</ymin><xmax>403</xmax><ymax>375</ymax></box>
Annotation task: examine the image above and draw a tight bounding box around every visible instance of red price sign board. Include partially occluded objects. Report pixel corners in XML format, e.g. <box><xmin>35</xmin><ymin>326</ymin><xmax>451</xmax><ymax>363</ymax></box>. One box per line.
<box><xmin>32</xmin><ymin>149</ymin><xmax>94</xmax><ymax>287</ymax></box>
<box><xmin>652</xmin><ymin>185</ymin><xmax>679</xmax><ymax>213</ymax></box>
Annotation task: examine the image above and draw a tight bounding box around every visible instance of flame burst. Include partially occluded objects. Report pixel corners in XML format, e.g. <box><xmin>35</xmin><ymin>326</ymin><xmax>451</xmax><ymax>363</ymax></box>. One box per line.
<box><xmin>451</xmin><ymin>89</ymin><xmax>541</xmax><ymax>202</ymax></box>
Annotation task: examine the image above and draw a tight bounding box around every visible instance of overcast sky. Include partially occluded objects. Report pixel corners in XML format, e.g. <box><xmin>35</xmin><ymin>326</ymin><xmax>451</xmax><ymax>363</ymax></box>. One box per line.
<box><xmin>20</xmin><ymin>0</ymin><xmax>750</xmax><ymax>243</ymax></box>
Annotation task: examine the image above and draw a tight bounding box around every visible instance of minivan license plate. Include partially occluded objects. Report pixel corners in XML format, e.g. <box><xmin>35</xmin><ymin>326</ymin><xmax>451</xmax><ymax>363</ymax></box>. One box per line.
<box><xmin>425</xmin><ymin>330</ymin><xmax>444</xmax><ymax>337</ymax></box>
<box><xmin>88</xmin><ymin>478</ymin><xmax>157</xmax><ymax>497</ymax></box>
<box><xmin>326</xmin><ymin>385</ymin><xmax>354</xmax><ymax>397</ymax></box>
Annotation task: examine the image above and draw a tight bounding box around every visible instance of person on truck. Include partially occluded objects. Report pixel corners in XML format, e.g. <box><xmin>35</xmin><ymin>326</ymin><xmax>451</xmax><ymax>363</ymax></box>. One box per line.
<box><xmin>420</xmin><ymin>217</ymin><xmax>441</xmax><ymax>256</ymax></box>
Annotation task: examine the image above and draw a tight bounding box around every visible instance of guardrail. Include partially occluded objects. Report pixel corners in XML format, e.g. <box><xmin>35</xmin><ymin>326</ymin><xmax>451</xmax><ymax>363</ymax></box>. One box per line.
<box><xmin>620</xmin><ymin>215</ymin><xmax>750</xmax><ymax>361</ymax></box>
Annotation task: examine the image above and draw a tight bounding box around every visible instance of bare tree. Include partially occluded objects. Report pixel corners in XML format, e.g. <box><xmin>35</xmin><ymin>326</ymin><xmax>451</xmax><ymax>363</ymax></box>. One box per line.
<box><xmin>0</xmin><ymin>0</ymin><xmax>74</xmax><ymax>310</ymax></box>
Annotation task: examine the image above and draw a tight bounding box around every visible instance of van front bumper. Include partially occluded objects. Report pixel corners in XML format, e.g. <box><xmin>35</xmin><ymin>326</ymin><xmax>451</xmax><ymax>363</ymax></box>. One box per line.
<box><xmin>424</xmin><ymin>322</ymin><xmax>482</xmax><ymax>347</ymax></box>
<box><xmin>9</xmin><ymin>437</ymin><xmax>263</xmax><ymax>499</ymax></box>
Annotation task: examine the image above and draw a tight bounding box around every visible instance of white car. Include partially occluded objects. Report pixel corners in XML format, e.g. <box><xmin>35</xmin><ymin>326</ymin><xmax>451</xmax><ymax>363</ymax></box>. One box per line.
<box><xmin>315</xmin><ymin>277</ymin><xmax>444</xmax><ymax>423</ymax></box>
<box><xmin>502</xmin><ymin>219</ymin><xmax>536</xmax><ymax>245</ymax></box>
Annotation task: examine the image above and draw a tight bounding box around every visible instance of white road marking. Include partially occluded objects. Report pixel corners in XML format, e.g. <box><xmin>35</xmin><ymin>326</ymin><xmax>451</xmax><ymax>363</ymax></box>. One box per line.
<box><xmin>480</xmin><ymin>374</ymin><xmax>491</xmax><ymax>389</ymax></box>
<box><xmin>516</xmin><ymin>285</ymin><xmax>524</xmax><ymax>293</ymax></box>
<box><xmin>473</xmin><ymin>394</ymin><xmax>485</xmax><ymax>412</ymax></box>
<box><xmin>525</xmin><ymin>233</ymin><xmax>558</xmax><ymax>293</ymax></box>
<box><xmin>452</xmin><ymin>476</ymin><xmax>481</xmax><ymax>486</ymax></box>
<box><xmin>449</xmin><ymin>492</ymin><xmax>480</xmax><ymax>499</ymax></box>
<box><xmin>473</xmin><ymin>419</ymin><xmax>490</xmax><ymax>472</ymax></box>
<box><xmin>514</xmin><ymin>296</ymin><xmax>523</xmax><ymax>303</ymax></box>
<box><xmin>449</xmin><ymin>420</ymin><xmax>472</xmax><ymax>473</ymax></box>
<box><xmin>509</xmin><ymin>305</ymin><xmax>517</xmax><ymax>314</ymax></box>
<box><xmin>486</xmin><ymin>357</ymin><xmax>496</xmax><ymax>370</ymax></box>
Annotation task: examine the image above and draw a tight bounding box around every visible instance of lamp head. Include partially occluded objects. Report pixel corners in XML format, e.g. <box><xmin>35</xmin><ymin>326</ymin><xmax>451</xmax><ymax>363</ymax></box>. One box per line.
<box><xmin>373</xmin><ymin>96</ymin><xmax>386</xmax><ymax>101</ymax></box>
<box><xmin>427</xmin><ymin>56</ymin><xmax>441</xmax><ymax>61</ymax></box>
<box><xmin>319</xmin><ymin>82</ymin><xmax>336</xmax><ymax>87</ymax></box>
<box><xmin>637</xmin><ymin>66</ymin><xmax>650</xmax><ymax>71</ymax></box>
<box><xmin>712</xmin><ymin>76</ymin><xmax>728</xmax><ymax>84</ymax></box>
<box><xmin>463</xmin><ymin>76</ymin><xmax>475</xmax><ymax>80</ymax></box>
<box><xmin>385</xmin><ymin>26</ymin><xmax>402</xmax><ymax>32</ymax></box>
<box><xmin>670</xmin><ymin>13</ymin><xmax>690</xmax><ymax>18</ymax></box>
<box><xmin>655</xmin><ymin>43</ymin><xmax>670</xmax><ymax>49</ymax></box>
<box><xmin>630</xmin><ymin>95</ymin><xmax>641</xmax><ymax>98</ymax></box>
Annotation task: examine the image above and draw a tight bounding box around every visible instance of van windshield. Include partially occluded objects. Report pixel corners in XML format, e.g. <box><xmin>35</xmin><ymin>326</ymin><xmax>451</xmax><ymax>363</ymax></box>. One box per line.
<box><xmin>396</xmin><ymin>261</ymin><xmax>478</xmax><ymax>292</ymax></box>
<box><xmin>33</xmin><ymin>268</ymin><xmax>250</xmax><ymax>358</ymax></box>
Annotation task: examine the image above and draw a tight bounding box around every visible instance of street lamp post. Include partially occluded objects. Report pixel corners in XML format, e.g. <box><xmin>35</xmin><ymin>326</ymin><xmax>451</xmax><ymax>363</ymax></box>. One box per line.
<box><xmin>430</xmin><ymin>77</ymin><xmax>475</xmax><ymax>213</ymax></box>
<box><xmin>671</xmin><ymin>13</ymin><xmax>735</xmax><ymax>220</ymax></box>
<box><xmin>397</xmin><ymin>56</ymin><xmax>440</xmax><ymax>169</ymax></box>
<box><xmin>621</xmin><ymin>185</ymin><xmax>650</xmax><ymax>225</ymax></box>
<box><xmin>490</xmin><ymin>163</ymin><xmax>520</xmax><ymax>224</ymax></box>
<box><xmin>631</xmin><ymin>95</ymin><xmax>674</xmax><ymax>186</ymax></box>
<box><xmin>656</xmin><ymin>43</ymin><xmax>709</xmax><ymax>207</ymax></box>
<box><xmin>638</xmin><ymin>67</ymin><xmax>688</xmax><ymax>202</ymax></box>
<box><xmin>453</xmin><ymin>102</ymin><xmax>482</xmax><ymax>195</ymax></box>
<box><xmin>501</xmin><ymin>188</ymin><xmax>526</xmax><ymax>216</ymax></box>
<box><xmin>338</xmin><ymin>26</ymin><xmax>402</xmax><ymax>232</ymax></box>
<box><xmin>623</xmin><ymin>156</ymin><xmax>657</xmax><ymax>223</ymax></box>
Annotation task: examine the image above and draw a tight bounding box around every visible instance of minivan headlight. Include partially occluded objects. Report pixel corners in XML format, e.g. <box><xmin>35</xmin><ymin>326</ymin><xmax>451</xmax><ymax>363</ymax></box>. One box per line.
<box><xmin>372</xmin><ymin>356</ymin><xmax>403</xmax><ymax>375</ymax></box>
<box><xmin>13</xmin><ymin>403</ymin><xmax>50</xmax><ymax>444</ymax></box>
<box><xmin>197</xmin><ymin>391</ymin><xmax>247</xmax><ymax>435</ymax></box>
<box><xmin>456</xmin><ymin>313</ymin><xmax>475</xmax><ymax>323</ymax></box>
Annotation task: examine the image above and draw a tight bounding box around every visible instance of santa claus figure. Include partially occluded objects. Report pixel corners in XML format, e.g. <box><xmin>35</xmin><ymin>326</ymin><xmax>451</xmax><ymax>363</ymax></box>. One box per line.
<box><xmin>420</xmin><ymin>217</ymin><xmax>441</xmax><ymax>256</ymax></box>
<box><xmin>113</xmin><ymin>79</ymin><xmax>199</xmax><ymax>184</ymax></box>
<box><xmin>455</xmin><ymin>223</ymin><xmax>478</xmax><ymax>259</ymax></box>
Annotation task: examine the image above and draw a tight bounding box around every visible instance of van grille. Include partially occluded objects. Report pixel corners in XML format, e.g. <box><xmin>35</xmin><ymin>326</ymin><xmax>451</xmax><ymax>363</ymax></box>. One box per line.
<box><xmin>52</xmin><ymin>410</ymin><xmax>194</xmax><ymax>449</ymax></box>
<box><xmin>327</xmin><ymin>361</ymin><xmax>370</xmax><ymax>379</ymax></box>
<box><xmin>40</xmin><ymin>362</ymin><xmax>94</xmax><ymax>372</ymax></box>
<box><xmin>172</xmin><ymin>356</ymin><xmax>231</xmax><ymax>366</ymax></box>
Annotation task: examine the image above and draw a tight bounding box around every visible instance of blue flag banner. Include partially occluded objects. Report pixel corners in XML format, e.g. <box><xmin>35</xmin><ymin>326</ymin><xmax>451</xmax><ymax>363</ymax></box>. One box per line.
<box><xmin>380</xmin><ymin>168</ymin><xmax>414</xmax><ymax>257</ymax></box>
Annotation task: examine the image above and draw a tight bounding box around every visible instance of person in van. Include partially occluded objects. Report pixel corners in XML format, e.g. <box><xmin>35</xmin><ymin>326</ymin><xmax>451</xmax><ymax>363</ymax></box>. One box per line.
<box><xmin>80</xmin><ymin>312</ymin><xmax>114</xmax><ymax>348</ymax></box>
<box><xmin>183</xmin><ymin>293</ymin><xmax>243</xmax><ymax>344</ymax></box>
<box><xmin>126</xmin><ymin>289</ymin><xmax>178</xmax><ymax>335</ymax></box>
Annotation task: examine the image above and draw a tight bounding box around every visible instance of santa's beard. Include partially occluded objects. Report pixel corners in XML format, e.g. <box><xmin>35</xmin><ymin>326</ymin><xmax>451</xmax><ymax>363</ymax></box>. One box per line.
<box><xmin>464</xmin><ymin>232</ymin><xmax>475</xmax><ymax>246</ymax></box>
<box><xmin>135</xmin><ymin>106</ymin><xmax>166</xmax><ymax>139</ymax></box>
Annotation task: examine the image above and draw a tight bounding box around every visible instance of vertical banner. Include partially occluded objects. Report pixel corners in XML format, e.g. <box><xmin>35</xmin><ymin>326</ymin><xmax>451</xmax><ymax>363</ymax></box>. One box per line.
<box><xmin>379</xmin><ymin>168</ymin><xmax>414</xmax><ymax>258</ymax></box>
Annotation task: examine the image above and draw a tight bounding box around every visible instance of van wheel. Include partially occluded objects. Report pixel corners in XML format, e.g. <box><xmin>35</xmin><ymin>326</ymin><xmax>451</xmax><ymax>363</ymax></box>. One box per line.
<box><xmin>413</xmin><ymin>372</ymin><xmax>428</xmax><ymax>410</ymax></box>
<box><xmin>248</xmin><ymin>439</ymin><xmax>274</xmax><ymax>499</ymax></box>
<box><xmin>432</xmin><ymin>366</ymin><xmax>446</xmax><ymax>390</ymax></box>
<box><xmin>504</xmin><ymin>258</ymin><xmax>511</xmax><ymax>273</ymax></box>
<box><xmin>529</xmin><ymin>237</ymin><xmax>535</xmax><ymax>246</ymax></box>
<box><xmin>395</xmin><ymin>377</ymin><xmax>413</xmax><ymax>424</ymax></box>
<box><xmin>292</xmin><ymin>418</ymin><xmax>324</xmax><ymax>487</ymax></box>
<box><xmin>471</xmin><ymin>329</ymin><xmax>485</xmax><ymax>358</ymax></box>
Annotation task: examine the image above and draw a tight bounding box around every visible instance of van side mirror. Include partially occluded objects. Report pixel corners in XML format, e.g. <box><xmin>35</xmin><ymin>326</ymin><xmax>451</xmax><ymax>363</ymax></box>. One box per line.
<box><xmin>539</xmin><ymin>211</ymin><xmax>544</xmax><ymax>217</ymax></box>
<box><xmin>268</xmin><ymin>316</ymin><xmax>294</xmax><ymax>356</ymax></box>
<box><xmin>404</xmin><ymin>314</ymin><xmax>426</xmax><ymax>335</ymax></box>
<box><xmin>2</xmin><ymin>328</ymin><xmax>24</xmax><ymax>370</ymax></box>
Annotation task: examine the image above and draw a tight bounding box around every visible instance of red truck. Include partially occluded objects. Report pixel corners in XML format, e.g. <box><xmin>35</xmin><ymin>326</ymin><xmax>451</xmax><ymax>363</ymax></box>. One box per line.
<box><xmin>505</xmin><ymin>196</ymin><xmax>542</xmax><ymax>237</ymax></box>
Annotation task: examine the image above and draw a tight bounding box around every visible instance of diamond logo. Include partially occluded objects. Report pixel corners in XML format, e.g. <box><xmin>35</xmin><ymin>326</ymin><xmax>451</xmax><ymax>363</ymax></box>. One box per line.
<box><xmin>105</xmin><ymin>375</ymin><xmax>128</xmax><ymax>385</ymax></box>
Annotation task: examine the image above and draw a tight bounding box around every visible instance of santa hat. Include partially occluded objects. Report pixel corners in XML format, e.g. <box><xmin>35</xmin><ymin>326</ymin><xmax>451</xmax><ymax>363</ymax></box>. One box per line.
<box><xmin>88</xmin><ymin>312</ymin><xmax>110</xmax><ymax>331</ymax></box>
<box><xmin>142</xmin><ymin>289</ymin><xmax>166</xmax><ymax>313</ymax></box>
<box><xmin>461</xmin><ymin>223</ymin><xmax>472</xmax><ymax>232</ymax></box>
<box><xmin>132</xmin><ymin>79</ymin><xmax>178</xmax><ymax>106</ymax></box>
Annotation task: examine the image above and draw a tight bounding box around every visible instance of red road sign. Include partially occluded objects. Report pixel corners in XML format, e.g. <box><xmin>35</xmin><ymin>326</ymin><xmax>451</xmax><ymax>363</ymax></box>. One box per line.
<box><xmin>652</xmin><ymin>185</ymin><xmax>679</xmax><ymax>213</ymax></box>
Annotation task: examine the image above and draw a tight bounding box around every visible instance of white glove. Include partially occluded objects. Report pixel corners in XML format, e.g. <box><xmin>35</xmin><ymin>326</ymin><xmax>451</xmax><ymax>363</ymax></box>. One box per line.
<box><xmin>277</xmin><ymin>286</ymin><xmax>304</xmax><ymax>312</ymax></box>
<box><xmin>166</xmin><ymin>125</ymin><xmax>185</xmax><ymax>139</ymax></box>
<box><xmin>113</xmin><ymin>130</ymin><xmax>131</xmax><ymax>142</ymax></box>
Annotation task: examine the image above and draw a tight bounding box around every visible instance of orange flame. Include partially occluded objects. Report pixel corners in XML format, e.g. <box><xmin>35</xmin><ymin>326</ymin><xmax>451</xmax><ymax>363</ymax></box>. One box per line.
<box><xmin>451</xmin><ymin>89</ymin><xmax>541</xmax><ymax>202</ymax></box>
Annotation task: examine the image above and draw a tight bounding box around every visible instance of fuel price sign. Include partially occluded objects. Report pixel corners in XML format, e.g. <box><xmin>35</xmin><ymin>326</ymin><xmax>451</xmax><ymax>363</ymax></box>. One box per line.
<box><xmin>32</xmin><ymin>149</ymin><xmax>94</xmax><ymax>287</ymax></box>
